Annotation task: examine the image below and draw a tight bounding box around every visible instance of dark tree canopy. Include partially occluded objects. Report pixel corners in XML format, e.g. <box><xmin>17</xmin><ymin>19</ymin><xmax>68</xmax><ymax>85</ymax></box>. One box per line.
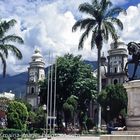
<box><xmin>98</xmin><ymin>84</ymin><xmax>128</xmax><ymax>121</ymax></box>
<box><xmin>39</xmin><ymin>54</ymin><xmax>97</xmax><ymax>128</ymax></box>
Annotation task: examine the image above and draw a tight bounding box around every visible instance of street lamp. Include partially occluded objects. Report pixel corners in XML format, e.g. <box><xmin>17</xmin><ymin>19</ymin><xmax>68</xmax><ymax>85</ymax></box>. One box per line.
<box><xmin>106</xmin><ymin>105</ymin><xmax>110</xmax><ymax>124</ymax></box>
<box><xmin>42</xmin><ymin>104</ymin><xmax>47</xmax><ymax>137</ymax></box>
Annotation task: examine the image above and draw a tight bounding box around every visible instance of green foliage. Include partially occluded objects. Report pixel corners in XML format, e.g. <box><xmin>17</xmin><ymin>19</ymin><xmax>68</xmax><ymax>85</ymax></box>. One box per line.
<box><xmin>15</xmin><ymin>99</ymin><xmax>32</xmax><ymax>112</ymax></box>
<box><xmin>98</xmin><ymin>84</ymin><xmax>128</xmax><ymax>121</ymax></box>
<box><xmin>7</xmin><ymin>101</ymin><xmax>28</xmax><ymax>131</ymax></box>
<box><xmin>39</xmin><ymin>54</ymin><xmax>97</xmax><ymax>129</ymax></box>
<box><xmin>33</xmin><ymin>106</ymin><xmax>45</xmax><ymax>129</ymax></box>
<box><xmin>56</xmin><ymin>54</ymin><xmax>97</xmax><ymax>113</ymax></box>
<box><xmin>63</xmin><ymin>95</ymin><xmax>78</xmax><ymax>125</ymax></box>
<box><xmin>63</xmin><ymin>102</ymin><xmax>74</xmax><ymax>121</ymax></box>
<box><xmin>66</xmin><ymin>95</ymin><xmax>78</xmax><ymax>109</ymax></box>
<box><xmin>28</xmin><ymin>111</ymin><xmax>36</xmax><ymax>123</ymax></box>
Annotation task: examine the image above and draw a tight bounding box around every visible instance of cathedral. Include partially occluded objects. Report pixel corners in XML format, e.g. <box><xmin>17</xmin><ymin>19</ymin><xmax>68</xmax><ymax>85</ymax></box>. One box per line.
<box><xmin>26</xmin><ymin>49</ymin><xmax>45</xmax><ymax>108</ymax></box>
<box><xmin>94</xmin><ymin>42</ymin><xmax>128</xmax><ymax>88</ymax></box>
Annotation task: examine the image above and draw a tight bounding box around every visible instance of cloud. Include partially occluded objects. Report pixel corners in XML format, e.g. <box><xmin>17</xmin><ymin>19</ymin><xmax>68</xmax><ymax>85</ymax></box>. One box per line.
<box><xmin>0</xmin><ymin>0</ymin><xmax>97</xmax><ymax>75</ymax></box>
<box><xmin>0</xmin><ymin>0</ymin><xmax>139</xmax><ymax>76</ymax></box>
<box><xmin>118</xmin><ymin>4</ymin><xmax>140</xmax><ymax>43</ymax></box>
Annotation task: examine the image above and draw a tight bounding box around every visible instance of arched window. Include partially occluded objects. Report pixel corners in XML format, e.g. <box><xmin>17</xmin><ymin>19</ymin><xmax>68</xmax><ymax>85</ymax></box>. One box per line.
<box><xmin>114</xmin><ymin>67</ymin><xmax>117</xmax><ymax>73</ymax></box>
<box><xmin>114</xmin><ymin>79</ymin><xmax>118</xmax><ymax>85</ymax></box>
<box><xmin>31</xmin><ymin>87</ymin><xmax>34</xmax><ymax>94</ymax></box>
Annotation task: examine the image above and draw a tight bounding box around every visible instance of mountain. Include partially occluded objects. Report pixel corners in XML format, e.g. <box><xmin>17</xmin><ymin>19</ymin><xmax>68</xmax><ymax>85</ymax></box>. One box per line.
<box><xmin>0</xmin><ymin>60</ymin><xmax>139</xmax><ymax>97</ymax></box>
<box><xmin>0</xmin><ymin>72</ymin><xmax>28</xmax><ymax>97</ymax></box>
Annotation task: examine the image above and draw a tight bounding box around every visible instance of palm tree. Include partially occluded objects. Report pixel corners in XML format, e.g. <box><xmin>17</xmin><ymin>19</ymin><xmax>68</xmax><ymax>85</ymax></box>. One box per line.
<box><xmin>0</xmin><ymin>19</ymin><xmax>24</xmax><ymax>77</ymax></box>
<box><xmin>72</xmin><ymin>0</ymin><xmax>125</xmax><ymax>129</ymax></box>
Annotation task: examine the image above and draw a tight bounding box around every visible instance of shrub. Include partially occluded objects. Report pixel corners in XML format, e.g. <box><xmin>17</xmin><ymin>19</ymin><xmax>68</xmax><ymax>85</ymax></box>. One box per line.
<box><xmin>7</xmin><ymin>101</ymin><xmax>28</xmax><ymax>131</ymax></box>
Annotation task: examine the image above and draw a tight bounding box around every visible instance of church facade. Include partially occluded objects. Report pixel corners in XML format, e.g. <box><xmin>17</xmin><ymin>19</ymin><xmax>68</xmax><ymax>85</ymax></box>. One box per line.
<box><xmin>96</xmin><ymin>43</ymin><xmax>128</xmax><ymax>87</ymax></box>
<box><xmin>26</xmin><ymin>49</ymin><xmax>45</xmax><ymax>108</ymax></box>
<box><xmin>106</xmin><ymin>43</ymin><xmax>128</xmax><ymax>85</ymax></box>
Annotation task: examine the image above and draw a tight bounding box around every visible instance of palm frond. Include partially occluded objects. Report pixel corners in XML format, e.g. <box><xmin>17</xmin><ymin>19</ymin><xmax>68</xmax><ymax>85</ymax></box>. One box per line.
<box><xmin>111</xmin><ymin>17</ymin><xmax>123</xmax><ymax>30</ymax></box>
<box><xmin>78</xmin><ymin>24</ymin><xmax>93</xmax><ymax>49</ymax></box>
<box><xmin>105</xmin><ymin>7</ymin><xmax>126</xmax><ymax>18</ymax></box>
<box><xmin>101</xmin><ymin>0</ymin><xmax>112</xmax><ymax>12</ymax></box>
<box><xmin>104</xmin><ymin>21</ymin><xmax>118</xmax><ymax>41</ymax></box>
<box><xmin>0</xmin><ymin>19</ymin><xmax>17</xmax><ymax>35</ymax></box>
<box><xmin>0</xmin><ymin>52</ymin><xmax>6</xmax><ymax>77</ymax></box>
<box><xmin>72</xmin><ymin>18</ymin><xmax>96</xmax><ymax>32</ymax></box>
<box><xmin>0</xmin><ymin>44</ymin><xmax>8</xmax><ymax>58</ymax></box>
<box><xmin>79</xmin><ymin>2</ymin><xmax>98</xmax><ymax>18</ymax></box>
<box><xmin>2</xmin><ymin>35</ymin><xmax>24</xmax><ymax>44</ymax></box>
<box><xmin>3</xmin><ymin>44</ymin><xmax>22</xmax><ymax>59</ymax></box>
<box><xmin>91</xmin><ymin>0</ymin><xmax>100</xmax><ymax>9</ymax></box>
<box><xmin>101</xmin><ymin>21</ymin><xmax>109</xmax><ymax>41</ymax></box>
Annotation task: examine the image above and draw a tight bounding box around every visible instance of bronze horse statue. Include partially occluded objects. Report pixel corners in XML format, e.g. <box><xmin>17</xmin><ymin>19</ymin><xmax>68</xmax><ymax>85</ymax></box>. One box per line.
<box><xmin>125</xmin><ymin>42</ymin><xmax>140</xmax><ymax>80</ymax></box>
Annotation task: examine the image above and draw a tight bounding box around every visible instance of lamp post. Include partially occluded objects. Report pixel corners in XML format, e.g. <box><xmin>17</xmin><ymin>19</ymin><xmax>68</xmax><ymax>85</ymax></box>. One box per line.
<box><xmin>42</xmin><ymin>104</ymin><xmax>47</xmax><ymax>137</ymax></box>
<box><xmin>106</xmin><ymin>105</ymin><xmax>110</xmax><ymax>124</ymax></box>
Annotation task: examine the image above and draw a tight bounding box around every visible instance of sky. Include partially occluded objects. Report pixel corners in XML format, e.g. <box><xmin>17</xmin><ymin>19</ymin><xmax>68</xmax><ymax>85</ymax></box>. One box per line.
<box><xmin>0</xmin><ymin>0</ymin><xmax>140</xmax><ymax>75</ymax></box>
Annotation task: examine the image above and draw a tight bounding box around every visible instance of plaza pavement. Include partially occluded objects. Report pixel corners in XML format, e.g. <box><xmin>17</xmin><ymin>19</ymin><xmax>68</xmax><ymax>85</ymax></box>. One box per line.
<box><xmin>36</xmin><ymin>135</ymin><xmax>100</xmax><ymax>140</ymax></box>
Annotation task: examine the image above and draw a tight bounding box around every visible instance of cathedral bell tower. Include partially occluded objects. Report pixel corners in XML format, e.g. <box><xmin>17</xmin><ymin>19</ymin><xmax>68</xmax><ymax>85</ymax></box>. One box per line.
<box><xmin>26</xmin><ymin>49</ymin><xmax>45</xmax><ymax>108</ymax></box>
<box><xmin>106</xmin><ymin>43</ymin><xmax>128</xmax><ymax>85</ymax></box>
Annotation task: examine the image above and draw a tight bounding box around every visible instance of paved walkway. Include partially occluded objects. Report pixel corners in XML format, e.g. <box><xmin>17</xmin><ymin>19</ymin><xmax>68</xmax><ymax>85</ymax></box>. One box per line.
<box><xmin>36</xmin><ymin>135</ymin><xmax>100</xmax><ymax>140</ymax></box>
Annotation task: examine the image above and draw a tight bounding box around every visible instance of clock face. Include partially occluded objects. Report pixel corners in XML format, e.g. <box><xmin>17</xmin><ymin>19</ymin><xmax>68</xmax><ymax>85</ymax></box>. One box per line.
<box><xmin>29</xmin><ymin>69</ymin><xmax>38</xmax><ymax>82</ymax></box>
<box><xmin>29</xmin><ymin>76</ymin><xmax>34</xmax><ymax>82</ymax></box>
<box><xmin>29</xmin><ymin>70</ymin><xmax>34</xmax><ymax>76</ymax></box>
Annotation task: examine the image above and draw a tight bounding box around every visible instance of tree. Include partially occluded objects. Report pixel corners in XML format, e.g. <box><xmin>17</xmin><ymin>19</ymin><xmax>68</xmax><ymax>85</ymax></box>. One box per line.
<box><xmin>39</xmin><ymin>54</ymin><xmax>97</xmax><ymax>130</ymax></box>
<box><xmin>0</xmin><ymin>19</ymin><xmax>24</xmax><ymax>77</ymax></box>
<box><xmin>7</xmin><ymin>101</ymin><xmax>28</xmax><ymax>131</ymax></box>
<box><xmin>72</xmin><ymin>0</ymin><xmax>125</xmax><ymax>128</ymax></box>
<box><xmin>97</xmin><ymin>84</ymin><xmax>128</xmax><ymax>122</ymax></box>
<box><xmin>15</xmin><ymin>98</ymin><xmax>32</xmax><ymax>112</ymax></box>
<box><xmin>34</xmin><ymin>106</ymin><xmax>46</xmax><ymax>129</ymax></box>
<box><xmin>63</xmin><ymin>95</ymin><xmax>78</xmax><ymax>128</ymax></box>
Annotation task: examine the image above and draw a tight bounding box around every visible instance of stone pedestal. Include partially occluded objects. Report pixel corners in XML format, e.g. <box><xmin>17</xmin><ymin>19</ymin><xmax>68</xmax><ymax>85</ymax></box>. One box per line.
<box><xmin>123</xmin><ymin>80</ymin><xmax>140</xmax><ymax>130</ymax></box>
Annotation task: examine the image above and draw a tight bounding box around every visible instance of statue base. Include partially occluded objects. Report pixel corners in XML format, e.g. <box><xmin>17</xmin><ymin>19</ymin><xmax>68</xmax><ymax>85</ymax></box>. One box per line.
<box><xmin>123</xmin><ymin>80</ymin><xmax>140</xmax><ymax>130</ymax></box>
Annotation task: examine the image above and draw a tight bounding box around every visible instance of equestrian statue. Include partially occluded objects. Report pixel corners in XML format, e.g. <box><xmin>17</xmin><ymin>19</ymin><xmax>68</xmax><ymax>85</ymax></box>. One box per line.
<box><xmin>125</xmin><ymin>42</ymin><xmax>140</xmax><ymax>80</ymax></box>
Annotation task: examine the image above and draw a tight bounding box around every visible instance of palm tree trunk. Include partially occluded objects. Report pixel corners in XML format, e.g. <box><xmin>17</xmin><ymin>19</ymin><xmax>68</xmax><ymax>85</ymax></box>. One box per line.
<box><xmin>97</xmin><ymin>48</ymin><xmax>102</xmax><ymax>130</ymax></box>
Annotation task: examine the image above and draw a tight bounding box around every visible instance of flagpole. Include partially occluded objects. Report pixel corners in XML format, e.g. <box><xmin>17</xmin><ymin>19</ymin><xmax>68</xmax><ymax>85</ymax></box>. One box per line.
<box><xmin>49</xmin><ymin>53</ymin><xmax>53</xmax><ymax>135</ymax></box>
<box><xmin>53</xmin><ymin>57</ymin><xmax>57</xmax><ymax>135</ymax></box>
<box><xmin>46</xmin><ymin>52</ymin><xmax>50</xmax><ymax>137</ymax></box>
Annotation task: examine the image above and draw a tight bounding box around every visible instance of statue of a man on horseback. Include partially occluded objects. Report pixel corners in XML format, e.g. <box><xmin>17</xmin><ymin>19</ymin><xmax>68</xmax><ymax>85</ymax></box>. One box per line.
<box><xmin>125</xmin><ymin>42</ymin><xmax>140</xmax><ymax>80</ymax></box>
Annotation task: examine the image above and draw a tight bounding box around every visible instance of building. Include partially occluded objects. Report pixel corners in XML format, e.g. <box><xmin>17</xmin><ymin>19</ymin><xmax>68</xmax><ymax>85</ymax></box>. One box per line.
<box><xmin>26</xmin><ymin>49</ymin><xmax>45</xmax><ymax>108</ymax></box>
<box><xmin>93</xmin><ymin>42</ymin><xmax>128</xmax><ymax>87</ymax></box>
<box><xmin>106</xmin><ymin>43</ymin><xmax>128</xmax><ymax>85</ymax></box>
